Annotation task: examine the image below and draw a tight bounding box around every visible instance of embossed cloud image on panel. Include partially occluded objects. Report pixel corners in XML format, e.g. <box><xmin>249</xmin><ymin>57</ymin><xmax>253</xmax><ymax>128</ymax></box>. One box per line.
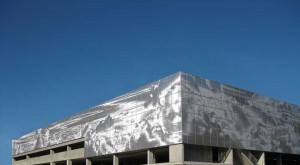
<box><xmin>12</xmin><ymin>73</ymin><xmax>183</xmax><ymax>157</ymax></box>
<box><xmin>12</xmin><ymin>72</ymin><xmax>300</xmax><ymax>158</ymax></box>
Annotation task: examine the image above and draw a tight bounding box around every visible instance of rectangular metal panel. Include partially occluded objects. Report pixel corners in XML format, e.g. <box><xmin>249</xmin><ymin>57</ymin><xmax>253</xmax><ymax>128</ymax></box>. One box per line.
<box><xmin>181</xmin><ymin>72</ymin><xmax>300</xmax><ymax>155</ymax></box>
<box><xmin>12</xmin><ymin>73</ymin><xmax>183</xmax><ymax>157</ymax></box>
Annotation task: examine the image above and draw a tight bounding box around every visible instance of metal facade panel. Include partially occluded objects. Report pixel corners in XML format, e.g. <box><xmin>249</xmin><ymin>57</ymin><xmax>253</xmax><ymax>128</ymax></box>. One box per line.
<box><xmin>13</xmin><ymin>72</ymin><xmax>300</xmax><ymax>156</ymax></box>
<box><xmin>181</xmin><ymin>73</ymin><xmax>300</xmax><ymax>154</ymax></box>
<box><xmin>12</xmin><ymin>73</ymin><xmax>182</xmax><ymax>156</ymax></box>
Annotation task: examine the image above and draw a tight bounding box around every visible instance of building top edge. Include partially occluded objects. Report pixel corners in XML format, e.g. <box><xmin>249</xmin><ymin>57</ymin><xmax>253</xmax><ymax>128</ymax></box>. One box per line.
<box><xmin>13</xmin><ymin>71</ymin><xmax>299</xmax><ymax>142</ymax></box>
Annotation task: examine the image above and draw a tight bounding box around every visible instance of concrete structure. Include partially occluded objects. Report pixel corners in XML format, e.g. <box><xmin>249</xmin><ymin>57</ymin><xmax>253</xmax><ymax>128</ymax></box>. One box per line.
<box><xmin>13</xmin><ymin>72</ymin><xmax>300</xmax><ymax>165</ymax></box>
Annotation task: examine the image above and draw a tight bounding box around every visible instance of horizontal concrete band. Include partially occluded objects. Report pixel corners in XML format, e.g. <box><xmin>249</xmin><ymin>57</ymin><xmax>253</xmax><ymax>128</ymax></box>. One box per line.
<box><xmin>13</xmin><ymin>138</ymin><xmax>85</xmax><ymax>158</ymax></box>
<box><xmin>13</xmin><ymin>148</ymin><xmax>84</xmax><ymax>165</ymax></box>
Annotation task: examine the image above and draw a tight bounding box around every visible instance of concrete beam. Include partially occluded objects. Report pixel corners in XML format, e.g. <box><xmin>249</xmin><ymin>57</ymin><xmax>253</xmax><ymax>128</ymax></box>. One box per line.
<box><xmin>147</xmin><ymin>149</ymin><xmax>155</xmax><ymax>164</ymax></box>
<box><xmin>169</xmin><ymin>144</ymin><xmax>184</xmax><ymax>163</ymax></box>
<box><xmin>113</xmin><ymin>155</ymin><xmax>119</xmax><ymax>165</ymax></box>
<box><xmin>13</xmin><ymin>148</ymin><xmax>84</xmax><ymax>165</ymax></box>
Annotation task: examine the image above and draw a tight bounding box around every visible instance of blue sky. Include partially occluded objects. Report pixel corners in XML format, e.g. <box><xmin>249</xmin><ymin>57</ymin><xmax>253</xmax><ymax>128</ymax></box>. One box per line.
<box><xmin>1</xmin><ymin>0</ymin><xmax>300</xmax><ymax>164</ymax></box>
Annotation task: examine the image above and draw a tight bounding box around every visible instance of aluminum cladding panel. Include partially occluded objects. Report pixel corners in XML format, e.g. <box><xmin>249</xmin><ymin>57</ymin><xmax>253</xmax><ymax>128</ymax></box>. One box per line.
<box><xmin>12</xmin><ymin>73</ymin><xmax>183</xmax><ymax>157</ymax></box>
<box><xmin>181</xmin><ymin>73</ymin><xmax>300</xmax><ymax>155</ymax></box>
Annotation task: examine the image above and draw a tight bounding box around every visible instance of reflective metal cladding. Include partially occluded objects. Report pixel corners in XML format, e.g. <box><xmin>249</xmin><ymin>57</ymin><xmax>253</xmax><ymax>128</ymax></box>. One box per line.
<box><xmin>13</xmin><ymin>73</ymin><xmax>182</xmax><ymax>157</ymax></box>
<box><xmin>12</xmin><ymin>72</ymin><xmax>300</xmax><ymax>156</ymax></box>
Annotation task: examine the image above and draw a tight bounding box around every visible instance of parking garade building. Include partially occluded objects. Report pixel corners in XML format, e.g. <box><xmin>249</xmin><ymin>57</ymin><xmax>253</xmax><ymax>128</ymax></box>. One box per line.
<box><xmin>13</xmin><ymin>72</ymin><xmax>300</xmax><ymax>165</ymax></box>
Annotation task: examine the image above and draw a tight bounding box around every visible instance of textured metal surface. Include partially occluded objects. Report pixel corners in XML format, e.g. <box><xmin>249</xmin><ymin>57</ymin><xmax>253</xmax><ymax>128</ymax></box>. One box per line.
<box><xmin>181</xmin><ymin>73</ymin><xmax>300</xmax><ymax>154</ymax></box>
<box><xmin>12</xmin><ymin>73</ymin><xmax>182</xmax><ymax>156</ymax></box>
<box><xmin>13</xmin><ymin>72</ymin><xmax>300</xmax><ymax>156</ymax></box>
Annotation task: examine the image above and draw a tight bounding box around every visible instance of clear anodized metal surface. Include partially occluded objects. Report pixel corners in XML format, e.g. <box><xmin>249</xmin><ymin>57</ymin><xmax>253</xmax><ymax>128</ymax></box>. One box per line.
<box><xmin>12</xmin><ymin>72</ymin><xmax>300</xmax><ymax>156</ymax></box>
<box><xmin>13</xmin><ymin>73</ymin><xmax>182</xmax><ymax>157</ymax></box>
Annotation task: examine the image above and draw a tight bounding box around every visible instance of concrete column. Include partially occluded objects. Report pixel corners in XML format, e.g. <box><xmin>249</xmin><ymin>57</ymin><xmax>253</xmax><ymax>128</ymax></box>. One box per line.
<box><xmin>147</xmin><ymin>149</ymin><xmax>156</xmax><ymax>164</ymax></box>
<box><xmin>86</xmin><ymin>159</ymin><xmax>92</xmax><ymax>165</ymax></box>
<box><xmin>67</xmin><ymin>146</ymin><xmax>71</xmax><ymax>151</ymax></box>
<box><xmin>113</xmin><ymin>155</ymin><xmax>119</xmax><ymax>165</ymax></box>
<box><xmin>50</xmin><ymin>149</ymin><xmax>55</xmax><ymax>154</ymax></box>
<box><xmin>224</xmin><ymin>149</ymin><xmax>233</xmax><ymax>164</ymax></box>
<box><xmin>50</xmin><ymin>162</ymin><xmax>56</xmax><ymax>165</ymax></box>
<box><xmin>257</xmin><ymin>152</ymin><xmax>265</xmax><ymax>165</ymax></box>
<box><xmin>241</xmin><ymin>152</ymin><xmax>253</xmax><ymax>165</ymax></box>
<box><xmin>169</xmin><ymin>144</ymin><xmax>184</xmax><ymax>163</ymax></box>
<box><xmin>276</xmin><ymin>154</ymin><xmax>282</xmax><ymax>165</ymax></box>
<box><xmin>26</xmin><ymin>155</ymin><xmax>30</xmax><ymax>159</ymax></box>
<box><xmin>67</xmin><ymin>159</ymin><xmax>72</xmax><ymax>165</ymax></box>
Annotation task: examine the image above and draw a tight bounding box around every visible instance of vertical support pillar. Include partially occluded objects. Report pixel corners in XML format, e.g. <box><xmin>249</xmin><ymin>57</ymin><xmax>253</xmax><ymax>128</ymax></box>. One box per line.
<box><xmin>276</xmin><ymin>154</ymin><xmax>282</xmax><ymax>165</ymax></box>
<box><xmin>113</xmin><ymin>155</ymin><xmax>119</xmax><ymax>165</ymax></box>
<box><xmin>257</xmin><ymin>152</ymin><xmax>265</xmax><ymax>165</ymax></box>
<box><xmin>169</xmin><ymin>144</ymin><xmax>184</xmax><ymax>163</ymax></box>
<box><xmin>26</xmin><ymin>155</ymin><xmax>30</xmax><ymax>159</ymax></box>
<box><xmin>67</xmin><ymin>159</ymin><xmax>72</xmax><ymax>165</ymax></box>
<box><xmin>147</xmin><ymin>149</ymin><xmax>155</xmax><ymax>164</ymax></box>
<box><xmin>50</xmin><ymin>150</ymin><xmax>55</xmax><ymax>165</ymax></box>
<box><xmin>86</xmin><ymin>158</ymin><xmax>92</xmax><ymax>165</ymax></box>
<box><xmin>67</xmin><ymin>146</ymin><xmax>71</xmax><ymax>151</ymax></box>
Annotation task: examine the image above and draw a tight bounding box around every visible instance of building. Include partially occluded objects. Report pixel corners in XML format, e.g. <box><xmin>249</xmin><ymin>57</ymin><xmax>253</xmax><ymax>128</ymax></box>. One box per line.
<box><xmin>12</xmin><ymin>72</ymin><xmax>300</xmax><ymax>165</ymax></box>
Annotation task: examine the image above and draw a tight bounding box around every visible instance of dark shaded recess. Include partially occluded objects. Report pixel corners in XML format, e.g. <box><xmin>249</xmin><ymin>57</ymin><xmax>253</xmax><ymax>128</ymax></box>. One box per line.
<box><xmin>52</xmin><ymin>146</ymin><xmax>67</xmax><ymax>153</ymax></box>
<box><xmin>69</xmin><ymin>141</ymin><xmax>84</xmax><ymax>150</ymax></box>
<box><xmin>28</xmin><ymin>150</ymin><xmax>50</xmax><ymax>158</ymax></box>
<box><xmin>54</xmin><ymin>161</ymin><xmax>67</xmax><ymax>165</ymax></box>
<box><xmin>13</xmin><ymin>155</ymin><xmax>26</xmax><ymax>161</ymax></box>
<box><xmin>91</xmin><ymin>156</ymin><xmax>113</xmax><ymax>165</ymax></box>
<box><xmin>154</xmin><ymin>147</ymin><xmax>169</xmax><ymax>163</ymax></box>
<box><xmin>265</xmin><ymin>152</ymin><xmax>300</xmax><ymax>165</ymax></box>
<box><xmin>212</xmin><ymin>147</ymin><xmax>219</xmax><ymax>162</ymax></box>
<box><xmin>72</xmin><ymin>159</ymin><xmax>86</xmax><ymax>165</ymax></box>
<box><xmin>184</xmin><ymin>144</ymin><xmax>212</xmax><ymax>162</ymax></box>
<box><xmin>72</xmin><ymin>162</ymin><xmax>85</xmax><ymax>165</ymax></box>
<box><xmin>118</xmin><ymin>150</ymin><xmax>147</xmax><ymax>165</ymax></box>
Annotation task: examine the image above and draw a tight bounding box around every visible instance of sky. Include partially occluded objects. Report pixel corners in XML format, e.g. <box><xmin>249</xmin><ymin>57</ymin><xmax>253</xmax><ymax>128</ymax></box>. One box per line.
<box><xmin>0</xmin><ymin>0</ymin><xmax>300</xmax><ymax>164</ymax></box>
